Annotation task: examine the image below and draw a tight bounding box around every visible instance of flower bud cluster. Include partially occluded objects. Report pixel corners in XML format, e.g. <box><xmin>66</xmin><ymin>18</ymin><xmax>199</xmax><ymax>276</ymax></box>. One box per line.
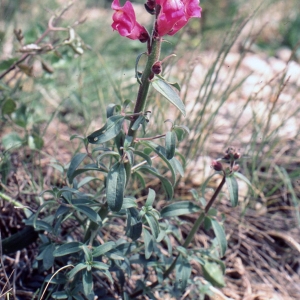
<box><xmin>211</xmin><ymin>147</ymin><xmax>241</xmax><ymax>173</ymax></box>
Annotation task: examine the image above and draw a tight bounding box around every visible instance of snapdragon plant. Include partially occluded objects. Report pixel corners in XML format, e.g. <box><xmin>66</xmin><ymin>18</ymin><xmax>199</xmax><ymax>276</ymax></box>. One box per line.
<box><xmin>26</xmin><ymin>1</ymin><xmax>250</xmax><ymax>299</ymax></box>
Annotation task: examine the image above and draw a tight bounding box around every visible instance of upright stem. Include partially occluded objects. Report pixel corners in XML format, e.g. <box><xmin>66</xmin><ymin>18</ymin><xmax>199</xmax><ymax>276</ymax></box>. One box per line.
<box><xmin>127</xmin><ymin>37</ymin><xmax>162</xmax><ymax>140</ymax></box>
<box><xmin>130</xmin><ymin>175</ymin><xmax>227</xmax><ymax>298</ymax></box>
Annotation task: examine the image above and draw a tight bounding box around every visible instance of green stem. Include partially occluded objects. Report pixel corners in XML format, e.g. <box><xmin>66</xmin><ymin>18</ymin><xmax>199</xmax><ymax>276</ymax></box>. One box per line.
<box><xmin>0</xmin><ymin>191</ymin><xmax>32</xmax><ymax>217</ymax></box>
<box><xmin>130</xmin><ymin>175</ymin><xmax>226</xmax><ymax>298</ymax></box>
<box><xmin>127</xmin><ymin>37</ymin><xmax>162</xmax><ymax>140</ymax></box>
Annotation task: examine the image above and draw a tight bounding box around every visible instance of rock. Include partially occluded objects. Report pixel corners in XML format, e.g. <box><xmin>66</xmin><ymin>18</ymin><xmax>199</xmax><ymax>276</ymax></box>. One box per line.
<box><xmin>276</xmin><ymin>47</ymin><xmax>292</xmax><ymax>62</ymax></box>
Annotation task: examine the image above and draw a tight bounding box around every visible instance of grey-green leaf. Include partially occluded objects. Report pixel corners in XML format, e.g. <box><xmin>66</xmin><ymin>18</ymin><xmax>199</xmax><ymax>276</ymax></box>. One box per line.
<box><xmin>176</xmin><ymin>255</ymin><xmax>191</xmax><ymax>291</ymax></box>
<box><xmin>152</xmin><ymin>78</ymin><xmax>186</xmax><ymax>116</ymax></box>
<box><xmin>145</xmin><ymin>213</ymin><xmax>160</xmax><ymax>240</ymax></box>
<box><xmin>92</xmin><ymin>241</ymin><xmax>116</xmax><ymax>257</ymax></box>
<box><xmin>121</xmin><ymin>197</ymin><xmax>138</xmax><ymax>209</ymax></box>
<box><xmin>42</xmin><ymin>243</ymin><xmax>55</xmax><ymax>270</ymax></box>
<box><xmin>140</xmin><ymin>140</ymin><xmax>176</xmax><ymax>184</ymax></box>
<box><xmin>53</xmin><ymin>242</ymin><xmax>83</xmax><ymax>257</ymax></box>
<box><xmin>75</xmin><ymin>205</ymin><xmax>102</xmax><ymax>224</ymax></box>
<box><xmin>133</xmin><ymin>150</ymin><xmax>152</xmax><ymax>166</ymax></box>
<box><xmin>211</xmin><ymin>218</ymin><xmax>227</xmax><ymax>257</ymax></box>
<box><xmin>83</xmin><ymin>270</ymin><xmax>93</xmax><ymax>296</ymax></box>
<box><xmin>143</xmin><ymin>228</ymin><xmax>154</xmax><ymax>259</ymax></box>
<box><xmin>106</xmin><ymin>162</ymin><xmax>126</xmax><ymax>212</ymax></box>
<box><xmin>226</xmin><ymin>175</ymin><xmax>238</xmax><ymax>207</ymax></box>
<box><xmin>161</xmin><ymin>201</ymin><xmax>201</xmax><ymax>218</ymax></box>
<box><xmin>92</xmin><ymin>261</ymin><xmax>110</xmax><ymax>270</ymax></box>
<box><xmin>165</xmin><ymin>131</ymin><xmax>176</xmax><ymax>160</ymax></box>
<box><xmin>126</xmin><ymin>208</ymin><xmax>142</xmax><ymax>241</ymax></box>
<box><xmin>51</xmin><ymin>291</ymin><xmax>69</xmax><ymax>299</ymax></box>
<box><xmin>69</xmin><ymin>163</ymin><xmax>108</xmax><ymax>183</ymax></box>
<box><xmin>137</xmin><ymin>166</ymin><xmax>173</xmax><ymax>200</ymax></box>
<box><xmin>68</xmin><ymin>263</ymin><xmax>87</xmax><ymax>279</ymax></box>
<box><xmin>145</xmin><ymin>188</ymin><xmax>156</xmax><ymax>207</ymax></box>
<box><xmin>67</xmin><ymin>153</ymin><xmax>87</xmax><ymax>184</ymax></box>
<box><xmin>202</xmin><ymin>261</ymin><xmax>225</xmax><ymax>287</ymax></box>
<box><xmin>234</xmin><ymin>172</ymin><xmax>252</xmax><ymax>189</ymax></box>
<box><xmin>87</xmin><ymin>115</ymin><xmax>125</xmax><ymax>144</ymax></box>
<box><xmin>131</xmin><ymin>114</ymin><xmax>145</xmax><ymax>131</ymax></box>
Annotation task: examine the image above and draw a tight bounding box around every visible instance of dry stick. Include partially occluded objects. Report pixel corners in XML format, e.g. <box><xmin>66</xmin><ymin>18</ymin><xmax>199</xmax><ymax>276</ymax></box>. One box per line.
<box><xmin>0</xmin><ymin>232</ymin><xmax>12</xmax><ymax>295</ymax></box>
<box><xmin>130</xmin><ymin>175</ymin><xmax>226</xmax><ymax>298</ymax></box>
<box><xmin>12</xmin><ymin>251</ymin><xmax>20</xmax><ymax>299</ymax></box>
<box><xmin>0</xmin><ymin>4</ymin><xmax>71</xmax><ymax>80</ymax></box>
<box><xmin>39</xmin><ymin>265</ymin><xmax>73</xmax><ymax>300</ymax></box>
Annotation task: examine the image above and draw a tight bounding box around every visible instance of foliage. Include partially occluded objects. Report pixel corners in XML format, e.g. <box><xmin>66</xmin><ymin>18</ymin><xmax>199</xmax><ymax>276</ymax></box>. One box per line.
<box><xmin>10</xmin><ymin>2</ymin><xmax>250</xmax><ymax>298</ymax></box>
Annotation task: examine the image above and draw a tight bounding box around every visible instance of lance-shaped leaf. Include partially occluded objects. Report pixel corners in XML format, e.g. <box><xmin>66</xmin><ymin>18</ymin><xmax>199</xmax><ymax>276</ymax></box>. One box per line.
<box><xmin>173</xmin><ymin>125</ymin><xmax>190</xmax><ymax>142</ymax></box>
<box><xmin>145</xmin><ymin>188</ymin><xmax>156</xmax><ymax>207</ymax></box>
<box><xmin>161</xmin><ymin>201</ymin><xmax>201</xmax><ymax>218</ymax></box>
<box><xmin>202</xmin><ymin>260</ymin><xmax>225</xmax><ymax>287</ymax></box>
<box><xmin>131</xmin><ymin>114</ymin><xmax>146</xmax><ymax>131</ymax></box>
<box><xmin>133</xmin><ymin>150</ymin><xmax>152</xmax><ymax>166</ymax></box>
<box><xmin>97</xmin><ymin>151</ymin><xmax>120</xmax><ymax>163</ymax></box>
<box><xmin>106</xmin><ymin>103</ymin><xmax>121</xmax><ymax>118</ymax></box>
<box><xmin>77</xmin><ymin>176</ymin><xmax>101</xmax><ymax>189</ymax></box>
<box><xmin>53</xmin><ymin>242</ymin><xmax>83</xmax><ymax>257</ymax></box>
<box><xmin>92</xmin><ymin>241</ymin><xmax>116</xmax><ymax>257</ymax></box>
<box><xmin>68</xmin><ymin>263</ymin><xmax>87</xmax><ymax>279</ymax></box>
<box><xmin>210</xmin><ymin>218</ymin><xmax>227</xmax><ymax>257</ymax></box>
<box><xmin>152</xmin><ymin>78</ymin><xmax>186</xmax><ymax>116</ymax></box>
<box><xmin>37</xmin><ymin>243</ymin><xmax>55</xmax><ymax>270</ymax></box>
<box><xmin>126</xmin><ymin>208</ymin><xmax>142</xmax><ymax>241</ymax></box>
<box><xmin>170</xmin><ymin>156</ymin><xmax>184</xmax><ymax>177</ymax></box>
<box><xmin>92</xmin><ymin>261</ymin><xmax>110</xmax><ymax>270</ymax></box>
<box><xmin>67</xmin><ymin>153</ymin><xmax>87</xmax><ymax>184</ymax></box>
<box><xmin>140</xmin><ymin>140</ymin><xmax>176</xmax><ymax>184</ymax></box>
<box><xmin>75</xmin><ymin>205</ymin><xmax>102</xmax><ymax>224</ymax></box>
<box><xmin>143</xmin><ymin>228</ymin><xmax>154</xmax><ymax>259</ymax></box>
<box><xmin>121</xmin><ymin>197</ymin><xmax>138</xmax><ymax>209</ymax></box>
<box><xmin>106</xmin><ymin>161</ymin><xmax>126</xmax><ymax>212</ymax></box>
<box><xmin>226</xmin><ymin>175</ymin><xmax>238</xmax><ymax>207</ymax></box>
<box><xmin>68</xmin><ymin>163</ymin><xmax>108</xmax><ymax>184</ymax></box>
<box><xmin>145</xmin><ymin>213</ymin><xmax>160</xmax><ymax>240</ymax></box>
<box><xmin>137</xmin><ymin>166</ymin><xmax>173</xmax><ymax>200</ymax></box>
<box><xmin>175</xmin><ymin>254</ymin><xmax>191</xmax><ymax>291</ymax></box>
<box><xmin>234</xmin><ymin>172</ymin><xmax>253</xmax><ymax>189</ymax></box>
<box><xmin>87</xmin><ymin>115</ymin><xmax>125</xmax><ymax>144</ymax></box>
<box><xmin>52</xmin><ymin>291</ymin><xmax>68</xmax><ymax>299</ymax></box>
<box><xmin>165</xmin><ymin>131</ymin><xmax>176</xmax><ymax>160</ymax></box>
<box><xmin>83</xmin><ymin>270</ymin><xmax>93</xmax><ymax>296</ymax></box>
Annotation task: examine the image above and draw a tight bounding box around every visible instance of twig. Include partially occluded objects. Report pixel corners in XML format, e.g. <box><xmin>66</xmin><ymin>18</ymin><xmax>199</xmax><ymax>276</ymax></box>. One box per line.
<box><xmin>0</xmin><ymin>3</ymin><xmax>72</xmax><ymax>80</ymax></box>
<box><xmin>0</xmin><ymin>232</ymin><xmax>13</xmax><ymax>296</ymax></box>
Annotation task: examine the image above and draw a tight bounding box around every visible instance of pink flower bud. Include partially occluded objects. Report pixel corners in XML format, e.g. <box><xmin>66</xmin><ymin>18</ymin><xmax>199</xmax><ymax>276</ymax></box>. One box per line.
<box><xmin>233</xmin><ymin>152</ymin><xmax>241</xmax><ymax>160</ymax></box>
<box><xmin>112</xmin><ymin>0</ymin><xmax>150</xmax><ymax>43</ymax></box>
<box><xmin>211</xmin><ymin>160</ymin><xmax>223</xmax><ymax>172</ymax></box>
<box><xmin>145</xmin><ymin>0</ymin><xmax>156</xmax><ymax>14</ymax></box>
<box><xmin>156</xmin><ymin>0</ymin><xmax>202</xmax><ymax>37</ymax></box>
<box><xmin>152</xmin><ymin>61</ymin><xmax>162</xmax><ymax>74</ymax></box>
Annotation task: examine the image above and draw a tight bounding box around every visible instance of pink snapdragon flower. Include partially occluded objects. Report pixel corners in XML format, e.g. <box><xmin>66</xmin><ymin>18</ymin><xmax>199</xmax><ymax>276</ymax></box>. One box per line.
<box><xmin>111</xmin><ymin>0</ymin><xmax>149</xmax><ymax>42</ymax></box>
<box><xmin>156</xmin><ymin>0</ymin><xmax>202</xmax><ymax>36</ymax></box>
